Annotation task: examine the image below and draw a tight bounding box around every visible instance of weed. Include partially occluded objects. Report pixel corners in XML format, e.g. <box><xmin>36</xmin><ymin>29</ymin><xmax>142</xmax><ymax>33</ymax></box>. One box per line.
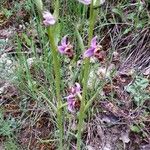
<box><xmin>0</xmin><ymin>110</ymin><xmax>19</xmax><ymax>150</ymax></box>
<box><xmin>126</xmin><ymin>75</ymin><xmax>150</xmax><ymax>106</ymax></box>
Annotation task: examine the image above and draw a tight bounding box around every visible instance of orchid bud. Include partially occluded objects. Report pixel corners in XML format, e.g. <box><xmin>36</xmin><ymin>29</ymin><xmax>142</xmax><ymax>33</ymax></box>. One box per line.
<box><xmin>43</xmin><ymin>11</ymin><xmax>56</xmax><ymax>26</ymax></box>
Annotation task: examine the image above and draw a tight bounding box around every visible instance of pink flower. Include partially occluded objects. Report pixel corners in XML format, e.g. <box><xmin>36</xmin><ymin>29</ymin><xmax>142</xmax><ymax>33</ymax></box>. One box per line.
<box><xmin>58</xmin><ymin>35</ymin><xmax>74</xmax><ymax>58</ymax></box>
<box><xmin>66</xmin><ymin>95</ymin><xmax>76</xmax><ymax>112</ymax></box>
<box><xmin>83</xmin><ymin>36</ymin><xmax>105</xmax><ymax>61</ymax></box>
<box><xmin>70</xmin><ymin>83</ymin><xmax>81</xmax><ymax>95</ymax></box>
<box><xmin>66</xmin><ymin>83</ymin><xmax>81</xmax><ymax>112</ymax></box>
<box><xmin>78</xmin><ymin>0</ymin><xmax>91</xmax><ymax>5</ymax></box>
<box><xmin>43</xmin><ymin>11</ymin><xmax>56</xmax><ymax>26</ymax></box>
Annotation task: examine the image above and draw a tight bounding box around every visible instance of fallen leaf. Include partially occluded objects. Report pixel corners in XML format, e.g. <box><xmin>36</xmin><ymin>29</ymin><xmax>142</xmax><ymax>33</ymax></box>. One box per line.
<box><xmin>100</xmin><ymin>101</ymin><xmax>127</xmax><ymax>118</ymax></box>
<box><xmin>120</xmin><ymin>131</ymin><xmax>130</xmax><ymax>143</ymax></box>
<box><xmin>86</xmin><ymin>145</ymin><xmax>95</xmax><ymax>150</ymax></box>
<box><xmin>103</xmin><ymin>143</ymin><xmax>111</xmax><ymax>150</ymax></box>
<box><xmin>142</xmin><ymin>67</ymin><xmax>150</xmax><ymax>76</ymax></box>
<box><xmin>140</xmin><ymin>144</ymin><xmax>150</xmax><ymax>150</ymax></box>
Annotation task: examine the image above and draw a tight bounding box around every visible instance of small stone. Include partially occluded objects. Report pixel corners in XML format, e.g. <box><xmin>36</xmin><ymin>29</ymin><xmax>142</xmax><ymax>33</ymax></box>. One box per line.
<box><xmin>27</xmin><ymin>57</ymin><xmax>35</xmax><ymax>68</ymax></box>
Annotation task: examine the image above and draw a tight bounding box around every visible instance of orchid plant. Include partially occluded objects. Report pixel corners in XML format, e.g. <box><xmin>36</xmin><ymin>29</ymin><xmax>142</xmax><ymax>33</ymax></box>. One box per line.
<box><xmin>37</xmin><ymin>0</ymin><xmax>104</xmax><ymax>149</ymax></box>
<box><xmin>42</xmin><ymin>8</ymin><xmax>64</xmax><ymax>150</ymax></box>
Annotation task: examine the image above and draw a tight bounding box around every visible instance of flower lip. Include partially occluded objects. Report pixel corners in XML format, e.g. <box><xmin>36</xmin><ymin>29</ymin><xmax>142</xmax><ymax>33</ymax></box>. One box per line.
<box><xmin>93</xmin><ymin>45</ymin><xmax>103</xmax><ymax>56</ymax></box>
<box><xmin>66</xmin><ymin>95</ymin><xmax>81</xmax><ymax>113</ymax></box>
<box><xmin>67</xmin><ymin>95</ymin><xmax>76</xmax><ymax>112</ymax></box>
<box><xmin>64</xmin><ymin>45</ymin><xmax>73</xmax><ymax>54</ymax></box>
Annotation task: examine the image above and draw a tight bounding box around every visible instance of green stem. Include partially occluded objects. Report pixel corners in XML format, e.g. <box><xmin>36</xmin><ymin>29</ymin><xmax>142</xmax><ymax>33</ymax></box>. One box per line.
<box><xmin>84</xmin><ymin>82</ymin><xmax>105</xmax><ymax>113</ymax></box>
<box><xmin>54</xmin><ymin>0</ymin><xmax>59</xmax><ymax>19</ymax></box>
<box><xmin>47</xmin><ymin>27</ymin><xmax>63</xmax><ymax>150</ymax></box>
<box><xmin>77</xmin><ymin>1</ymin><xmax>97</xmax><ymax>149</ymax></box>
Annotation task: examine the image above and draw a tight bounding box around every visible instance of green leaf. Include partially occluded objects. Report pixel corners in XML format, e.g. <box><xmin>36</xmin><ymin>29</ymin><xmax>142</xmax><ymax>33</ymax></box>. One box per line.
<box><xmin>130</xmin><ymin>125</ymin><xmax>141</xmax><ymax>133</ymax></box>
<box><xmin>22</xmin><ymin>33</ymin><xmax>32</xmax><ymax>46</ymax></box>
<box><xmin>125</xmin><ymin>76</ymin><xmax>149</xmax><ymax>106</ymax></box>
<box><xmin>123</xmin><ymin>27</ymin><xmax>132</xmax><ymax>35</ymax></box>
<box><xmin>127</xmin><ymin>13</ymin><xmax>136</xmax><ymax>20</ymax></box>
<box><xmin>75</xmin><ymin>25</ymin><xmax>85</xmax><ymax>52</ymax></box>
<box><xmin>112</xmin><ymin>8</ymin><xmax>122</xmax><ymax>17</ymax></box>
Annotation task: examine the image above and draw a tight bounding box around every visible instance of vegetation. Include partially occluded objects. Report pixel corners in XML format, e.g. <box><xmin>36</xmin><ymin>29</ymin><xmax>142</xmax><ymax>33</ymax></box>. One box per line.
<box><xmin>0</xmin><ymin>0</ymin><xmax>149</xmax><ymax>149</ymax></box>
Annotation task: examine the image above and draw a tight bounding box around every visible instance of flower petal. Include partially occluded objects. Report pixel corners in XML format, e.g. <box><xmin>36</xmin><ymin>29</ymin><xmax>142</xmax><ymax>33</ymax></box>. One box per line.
<box><xmin>68</xmin><ymin>103</ymin><xmax>75</xmax><ymax>112</ymax></box>
<box><xmin>91</xmin><ymin>36</ymin><xmax>97</xmax><ymax>47</ymax></box>
<box><xmin>83</xmin><ymin>48</ymin><xmax>94</xmax><ymax>58</ymax></box>
<box><xmin>58</xmin><ymin>46</ymin><xmax>65</xmax><ymax>53</ymax></box>
<box><xmin>66</xmin><ymin>95</ymin><xmax>75</xmax><ymax>101</ymax></box>
<box><xmin>43</xmin><ymin>19</ymin><xmax>55</xmax><ymax>26</ymax></box>
<box><xmin>66</xmin><ymin>95</ymin><xmax>75</xmax><ymax>112</ymax></box>
<box><xmin>78</xmin><ymin>0</ymin><xmax>91</xmax><ymax>5</ymax></box>
<box><xmin>43</xmin><ymin>11</ymin><xmax>56</xmax><ymax>26</ymax></box>
<box><xmin>43</xmin><ymin>11</ymin><xmax>50</xmax><ymax>19</ymax></box>
<box><xmin>75</xmin><ymin>83</ymin><xmax>81</xmax><ymax>93</ymax></box>
<box><xmin>61</xmin><ymin>35</ymin><xmax>68</xmax><ymax>46</ymax></box>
